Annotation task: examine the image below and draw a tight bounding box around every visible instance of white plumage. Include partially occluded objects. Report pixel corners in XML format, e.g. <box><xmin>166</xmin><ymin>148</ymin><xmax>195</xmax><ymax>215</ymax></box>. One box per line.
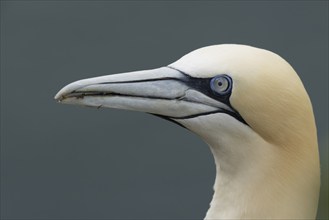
<box><xmin>55</xmin><ymin>44</ymin><xmax>320</xmax><ymax>219</ymax></box>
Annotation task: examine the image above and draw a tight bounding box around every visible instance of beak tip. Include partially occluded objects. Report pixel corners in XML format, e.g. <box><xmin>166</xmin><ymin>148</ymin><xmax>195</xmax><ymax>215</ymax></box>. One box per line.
<box><xmin>54</xmin><ymin>97</ymin><xmax>64</xmax><ymax>103</ymax></box>
<box><xmin>54</xmin><ymin>82</ymin><xmax>77</xmax><ymax>102</ymax></box>
<box><xmin>54</xmin><ymin>88</ymin><xmax>68</xmax><ymax>103</ymax></box>
<box><xmin>54</xmin><ymin>94</ymin><xmax>60</xmax><ymax>101</ymax></box>
<box><xmin>55</xmin><ymin>79</ymin><xmax>87</xmax><ymax>103</ymax></box>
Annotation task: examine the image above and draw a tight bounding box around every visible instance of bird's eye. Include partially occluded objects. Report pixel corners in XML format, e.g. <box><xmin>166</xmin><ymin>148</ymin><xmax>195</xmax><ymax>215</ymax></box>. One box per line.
<box><xmin>210</xmin><ymin>75</ymin><xmax>232</xmax><ymax>95</ymax></box>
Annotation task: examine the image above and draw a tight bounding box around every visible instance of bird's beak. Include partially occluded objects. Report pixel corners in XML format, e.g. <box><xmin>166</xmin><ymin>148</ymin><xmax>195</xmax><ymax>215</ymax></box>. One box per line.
<box><xmin>55</xmin><ymin>67</ymin><xmax>229</xmax><ymax>119</ymax></box>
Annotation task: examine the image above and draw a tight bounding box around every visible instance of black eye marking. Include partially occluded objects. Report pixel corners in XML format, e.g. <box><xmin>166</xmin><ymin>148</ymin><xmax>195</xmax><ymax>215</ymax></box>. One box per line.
<box><xmin>166</xmin><ymin>66</ymin><xmax>247</xmax><ymax>125</ymax></box>
<box><xmin>181</xmin><ymin>74</ymin><xmax>233</xmax><ymax>106</ymax></box>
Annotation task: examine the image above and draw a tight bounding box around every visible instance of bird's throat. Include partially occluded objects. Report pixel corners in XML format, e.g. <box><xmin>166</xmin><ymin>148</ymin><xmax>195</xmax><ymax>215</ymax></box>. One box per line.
<box><xmin>200</xmin><ymin>129</ymin><xmax>319</xmax><ymax>220</ymax></box>
<box><xmin>178</xmin><ymin>115</ymin><xmax>319</xmax><ymax>220</ymax></box>
<box><xmin>204</xmin><ymin>138</ymin><xmax>277</xmax><ymax>219</ymax></box>
<box><xmin>180</xmin><ymin>115</ymin><xmax>281</xmax><ymax>219</ymax></box>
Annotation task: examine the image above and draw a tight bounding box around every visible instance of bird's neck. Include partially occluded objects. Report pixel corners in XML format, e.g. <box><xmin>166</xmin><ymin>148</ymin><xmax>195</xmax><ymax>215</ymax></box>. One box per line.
<box><xmin>181</xmin><ymin>116</ymin><xmax>319</xmax><ymax>220</ymax></box>
<box><xmin>205</xmin><ymin>134</ymin><xmax>318</xmax><ymax>219</ymax></box>
<box><xmin>204</xmin><ymin>126</ymin><xmax>280</xmax><ymax>219</ymax></box>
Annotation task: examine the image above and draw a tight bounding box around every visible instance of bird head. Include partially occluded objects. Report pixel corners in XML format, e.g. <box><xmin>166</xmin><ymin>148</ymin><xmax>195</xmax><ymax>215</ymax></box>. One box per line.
<box><xmin>55</xmin><ymin>44</ymin><xmax>316</xmax><ymax>150</ymax></box>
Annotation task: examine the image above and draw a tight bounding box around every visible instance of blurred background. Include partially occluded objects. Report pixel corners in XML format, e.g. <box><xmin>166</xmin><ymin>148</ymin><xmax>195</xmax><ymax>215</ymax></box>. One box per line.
<box><xmin>1</xmin><ymin>1</ymin><xmax>328</xmax><ymax>219</ymax></box>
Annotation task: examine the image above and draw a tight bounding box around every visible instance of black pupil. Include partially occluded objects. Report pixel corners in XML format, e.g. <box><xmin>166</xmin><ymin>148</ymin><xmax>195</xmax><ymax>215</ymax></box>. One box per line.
<box><xmin>218</xmin><ymin>81</ymin><xmax>223</xmax><ymax>86</ymax></box>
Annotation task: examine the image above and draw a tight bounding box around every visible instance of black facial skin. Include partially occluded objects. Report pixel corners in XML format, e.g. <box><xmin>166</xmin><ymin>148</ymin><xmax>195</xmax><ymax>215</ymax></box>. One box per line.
<box><xmin>167</xmin><ymin>66</ymin><xmax>247</xmax><ymax>125</ymax></box>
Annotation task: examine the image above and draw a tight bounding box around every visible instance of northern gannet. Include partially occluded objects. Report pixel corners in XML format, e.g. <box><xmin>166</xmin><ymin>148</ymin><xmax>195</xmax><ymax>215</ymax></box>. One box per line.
<box><xmin>55</xmin><ymin>44</ymin><xmax>320</xmax><ymax>219</ymax></box>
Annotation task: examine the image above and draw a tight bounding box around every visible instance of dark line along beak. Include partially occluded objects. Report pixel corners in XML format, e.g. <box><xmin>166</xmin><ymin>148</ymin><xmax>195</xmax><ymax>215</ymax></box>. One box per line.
<box><xmin>55</xmin><ymin>66</ymin><xmax>238</xmax><ymax>120</ymax></box>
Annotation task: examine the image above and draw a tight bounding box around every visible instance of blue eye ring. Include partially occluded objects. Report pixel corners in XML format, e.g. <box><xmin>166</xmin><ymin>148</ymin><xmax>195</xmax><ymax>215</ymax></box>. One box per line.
<box><xmin>210</xmin><ymin>74</ymin><xmax>232</xmax><ymax>95</ymax></box>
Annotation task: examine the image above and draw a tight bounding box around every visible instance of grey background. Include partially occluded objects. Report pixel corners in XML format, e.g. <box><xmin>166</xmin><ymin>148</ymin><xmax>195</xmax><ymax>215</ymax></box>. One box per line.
<box><xmin>1</xmin><ymin>1</ymin><xmax>328</xmax><ymax>219</ymax></box>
